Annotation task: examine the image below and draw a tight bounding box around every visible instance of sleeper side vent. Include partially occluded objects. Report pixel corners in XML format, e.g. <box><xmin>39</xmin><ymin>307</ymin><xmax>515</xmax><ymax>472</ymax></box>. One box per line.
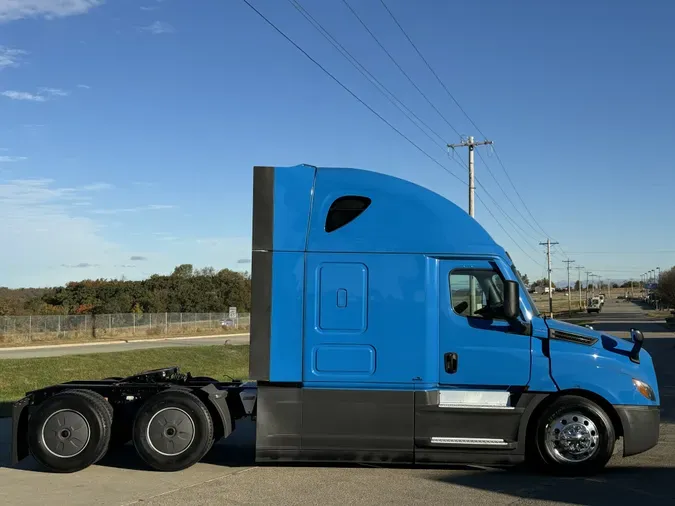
<box><xmin>549</xmin><ymin>329</ymin><xmax>598</xmax><ymax>346</ymax></box>
<box><xmin>325</xmin><ymin>196</ymin><xmax>371</xmax><ymax>233</ymax></box>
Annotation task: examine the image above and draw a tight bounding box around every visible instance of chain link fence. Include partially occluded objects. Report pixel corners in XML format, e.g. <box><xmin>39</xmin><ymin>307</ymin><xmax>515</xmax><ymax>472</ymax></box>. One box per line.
<box><xmin>0</xmin><ymin>312</ymin><xmax>251</xmax><ymax>345</ymax></box>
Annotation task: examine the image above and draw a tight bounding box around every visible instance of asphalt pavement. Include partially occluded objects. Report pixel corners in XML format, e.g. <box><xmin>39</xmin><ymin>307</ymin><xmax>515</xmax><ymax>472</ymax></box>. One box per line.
<box><xmin>0</xmin><ymin>333</ymin><xmax>250</xmax><ymax>360</ymax></box>
<box><xmin>0</xmin><ymin>299</ymin><xmax>673</xmax><ymax>505</ymax></box>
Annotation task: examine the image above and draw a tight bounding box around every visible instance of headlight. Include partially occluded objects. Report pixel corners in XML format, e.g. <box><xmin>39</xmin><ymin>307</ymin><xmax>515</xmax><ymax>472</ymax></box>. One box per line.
<box><xmin>632</xmin><ymin>378</ymin><xmax>656</xmax><ymax>401</ymax></box>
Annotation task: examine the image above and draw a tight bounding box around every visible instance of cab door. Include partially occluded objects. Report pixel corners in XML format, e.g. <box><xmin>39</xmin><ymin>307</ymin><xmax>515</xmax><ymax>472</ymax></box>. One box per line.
<box><xmin>438</xmin><ymin>258</ymin><xmax>531</xmax><ymax>388</ymax></box>
<box><xmin>414</xmin><ymin>258</ymin><xmax>532</xmax><ymax>463</ymax></box>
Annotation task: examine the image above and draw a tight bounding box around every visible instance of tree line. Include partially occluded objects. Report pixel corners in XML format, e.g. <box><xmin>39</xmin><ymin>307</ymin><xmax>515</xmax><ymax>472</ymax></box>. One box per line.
<box><xmin>657</xmin><ymin>266</ymin><xmax>675</xmax><ymax>308</ymax></box>
<box><xmin>3</xmin><ymin>264</ymin><xmax>673</xmax><ymax>317</ymax></box>
<box><xmin>0</xmin><ymin>264</ymin><xmax>251</xmax><ymax>316</ymax></box>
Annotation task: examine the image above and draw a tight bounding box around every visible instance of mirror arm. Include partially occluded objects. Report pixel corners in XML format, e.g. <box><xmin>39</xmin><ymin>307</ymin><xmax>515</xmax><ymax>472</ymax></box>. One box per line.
<box><xmin>509</xmin><ymin>317</ymin><xmax>531</xmax><ymax>335</ymax></box>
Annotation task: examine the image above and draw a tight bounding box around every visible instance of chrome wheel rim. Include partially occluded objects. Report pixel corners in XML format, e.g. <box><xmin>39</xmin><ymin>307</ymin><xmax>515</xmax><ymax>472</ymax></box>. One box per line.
<box><xmin>146</xmin><ymin>407</ymin><xmax>195</xmax><ymax>457</ymax></box>
<box><xmin>545</xmin><ymin>411</ymin><xmax>600</xmax><ymax>463</ymax></box>
<box><xmin>41</xmin><ymin>409</ymin><xmax>91</xmax><ymax>458</ymax></box>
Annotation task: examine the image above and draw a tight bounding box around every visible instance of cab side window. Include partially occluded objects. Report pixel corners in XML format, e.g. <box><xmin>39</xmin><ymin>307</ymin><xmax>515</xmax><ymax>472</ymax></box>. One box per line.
<box><xmin>450</xmin><ymin>268</ymin><xmax>507</xmax><ymax>320</ymax></box>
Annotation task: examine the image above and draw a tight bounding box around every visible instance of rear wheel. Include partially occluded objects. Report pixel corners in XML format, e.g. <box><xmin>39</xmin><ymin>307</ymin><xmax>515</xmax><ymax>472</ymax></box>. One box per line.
<box><xmin>27</xmin><ymin>390</ymin><xmax>112</xmax><ymax>473</ymax></box>
<box><xmin>532</xmin><ymin>395</ymin><xmax>615</xmax><ymax>475</ymax></box>
<box><xmin>132</xmin><ymin>390</ymin><xmax>214</xmax><ymax>472</ymax></box>
<box><xmin>63</xmin><ymin>389</ymin><xmax>114</xmax><ymax>462</ymax></box>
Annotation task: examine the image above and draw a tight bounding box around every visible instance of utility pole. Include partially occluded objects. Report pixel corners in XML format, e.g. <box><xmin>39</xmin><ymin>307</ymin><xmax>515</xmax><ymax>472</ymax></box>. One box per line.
<box><xmin>539</xmin><ymin>239</ymin><xmax>559</xmax><ymax>317</ymax></box>
<box><xmin>448</xmin><ymin>136</ymin><xmax>493</xmax><ymax>217</ymax></box>
<box><xmin>563</xmin><ymin>259</ymin><xmax>575</xmax><ymax>315</ymax></box>
<box><xmin>586</xmin><ymin>271</ymin><xmax>592</xmax><ymax>304</ymax></box>
<box><xmin>448</xmin><ymin>136</ymin><xmax>492</xmax><ymax>315</ymax></box>
<box><xmin>575</xmin><ymin>266</ymin><xmax>584</xmax><ymax>309</ymax></box>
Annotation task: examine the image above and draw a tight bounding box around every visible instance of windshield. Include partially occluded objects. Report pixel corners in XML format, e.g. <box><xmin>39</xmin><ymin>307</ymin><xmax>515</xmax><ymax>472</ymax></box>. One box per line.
<box><xmin>510</xmin><ymin>262</ymin><xmax>540</xmax><ymax>317</ymax></box>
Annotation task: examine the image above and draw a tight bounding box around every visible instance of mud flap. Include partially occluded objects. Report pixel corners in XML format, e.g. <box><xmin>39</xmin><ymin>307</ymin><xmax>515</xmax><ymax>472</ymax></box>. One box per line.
<box><xmin>10</xmin><ymin>396</ymin><xmax>30</xmax><ymax>466</ymax></box>
<box><xmin>200</xmin><ymin>384</ymin><xmax>233</xmax><ymax>440</ymax></box>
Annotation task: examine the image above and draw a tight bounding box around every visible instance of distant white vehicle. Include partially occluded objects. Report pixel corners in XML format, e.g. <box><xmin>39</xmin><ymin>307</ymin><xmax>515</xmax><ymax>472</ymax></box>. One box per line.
<box><xmin>587</xmin><ymin>296</ymin><xmax>602</xmax><ymax>313</ymax></box>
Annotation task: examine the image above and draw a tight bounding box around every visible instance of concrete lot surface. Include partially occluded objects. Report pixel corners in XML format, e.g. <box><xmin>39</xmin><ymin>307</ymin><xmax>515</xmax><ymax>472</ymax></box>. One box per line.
<box><xmin>1</xmin><ymin>300</ymin><xmax>673</xmax><ymax>505</ymax></box>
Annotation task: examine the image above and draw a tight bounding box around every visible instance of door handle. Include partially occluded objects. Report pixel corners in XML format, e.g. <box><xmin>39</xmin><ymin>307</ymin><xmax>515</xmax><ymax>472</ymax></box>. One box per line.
<box><xmin>444</xmin><ymin>352</ymin><xmax>458</xmax><ymax>374</ymax></box>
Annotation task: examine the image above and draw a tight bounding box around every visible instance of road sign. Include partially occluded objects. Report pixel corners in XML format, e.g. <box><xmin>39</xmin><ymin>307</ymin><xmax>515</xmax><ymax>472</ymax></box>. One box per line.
<box><xmin>229</xmin><ymin>307</ymin><xmax>237</xmax><ymax>319</ymax></box>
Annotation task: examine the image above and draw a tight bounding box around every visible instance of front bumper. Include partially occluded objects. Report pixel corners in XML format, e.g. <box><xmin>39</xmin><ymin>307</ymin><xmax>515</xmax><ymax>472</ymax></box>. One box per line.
<box><xmin>615</xmin><ymin>405</ymin><xmax>660</xmax><ymax>457</ymax></box>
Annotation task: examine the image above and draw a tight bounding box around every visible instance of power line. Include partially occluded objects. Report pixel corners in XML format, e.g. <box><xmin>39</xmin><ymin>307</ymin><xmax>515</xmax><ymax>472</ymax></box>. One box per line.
<box><xmin>376</xmin><ymin>0</ymin><xmax>562</xmax><ymax>257</ymax></box>
<box><xmin>566</xmin><ymin>251</ymin><xmax>675</xmax><ymax>255</ymax></box>
<box><xmin>287</xmin><ymin>0</ymin><xmax>544</xmax><ymax>263</ymax></box>
<box><xmin>339</xmin><ymin>0</ymin><xmax>545</xmax><ymax>257</ymax></box>
<box><xmin>490</xmin><ymin>146</ymin><xmax>553</xmax><ymax>239</ymax></box>
<box><xmin>474</xmin><ymin>150</ymin><xmax>542</xmax><ymax>241</ymax></box>
<box><xmin>378</xmin><ymin>0</ymin><xmax>569</xmax><ymax>253</ymax></box>
<box><xmin>378</xmin><ymin>0</ymin><xmax>479</xmax><ymax>137</ymax></box>
<box><xmin>287</xmin><ymin>0</ymin><xmax>450</xmax><ymax>152</ymax></box>
<box><xmin>238</xmin><ymin>0</ymin><xmax>467</xmax><ymax>184</ymax></box>
<box><xmin>343</xmin><ymin>0</ymin><xmax>462</xmax><ymax>138</ymax></box>
<box><xmin>239</xmin><ymin>0</ymin><xmax>543</xmax><ymax>268</ymax></box>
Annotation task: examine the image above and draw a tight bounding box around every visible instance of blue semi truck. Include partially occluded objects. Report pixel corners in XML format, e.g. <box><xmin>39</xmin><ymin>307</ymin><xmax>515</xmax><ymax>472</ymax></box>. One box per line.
<box><xmin>10</xmin><ymin>164</ymin><xmax>660</xmax><ymax>475</ymax></box>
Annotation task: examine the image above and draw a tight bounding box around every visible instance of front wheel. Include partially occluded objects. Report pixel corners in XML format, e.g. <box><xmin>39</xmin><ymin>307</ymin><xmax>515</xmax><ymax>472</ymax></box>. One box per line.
<box><xmin>532</xmin><ymin>395</ymin><xmax>615</xmax><ymax>475</ymax></box>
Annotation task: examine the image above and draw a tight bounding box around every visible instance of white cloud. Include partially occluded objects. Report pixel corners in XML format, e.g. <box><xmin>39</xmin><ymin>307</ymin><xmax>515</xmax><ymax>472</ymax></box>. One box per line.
<box><xmin>0</xmin><ymin>45</ymin><xmax>27</xmax><ymax>69</ymax></box>
<box><xmin>2</xmin><ymin>90</ymin><xmax>46</xmax><ymax>101</ymax></box>
<box><xmin>0</xmin><ymin>177</ymin><xmax>135</xmax><ymax>287</ymax></box>
<box><xmin>91</xmin><ymin>204</ymin><xmax>176</xmax><ymax>215</ymax></box>
<box><xmin>76</xmin><ymin>84</ymin><xmax>90</xmax><ymax>89</ymax></box>
<box><xmin>140</xmin><ymin>5</ymin><xmax>158</xmax><ymax>11</ymax></box>
<box><xmin>81</xmin><ymin>182</ymin><xmax>113</xmax><ymax>191</ymax></box>
<box><xmin>0</xmin><ymin>0</ymin><xmax>104</xmax><ymax>23</ymax></box>
<box><xmin>0</xmin><ymin>155</ymin><xmax>27</xmax><ymax>162</ymax></box>
<box><xmin>61</xmin><ymin>262</ymin><xmax>99</xmax><ymax>268</ymax></box>
<box><xmin>2</xmin><ymin>87</ymin><xmax>69</xmax><ymax>102</ymax></box>
<box><xmin>152</xmin><ymin>232</ymin><xmax>178</xmax><ymax>241</ymax></box>
<box><xmin>38</xmin><ymin>87</ymin><xmax>69</xmax><ymax>97</ymax></box>
<box><xmin>140</xmin><ymin>20</ymin><xmax>174</xmax><ymax>34</ymax></box>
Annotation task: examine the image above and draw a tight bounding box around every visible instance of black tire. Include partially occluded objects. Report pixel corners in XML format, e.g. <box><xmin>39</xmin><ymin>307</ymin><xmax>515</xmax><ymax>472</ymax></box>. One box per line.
<box><xmin>531</xmin><ymin>395</ymin><xmax>615</xmax><ymax>475</ymax></box>
<box><xmin>64</xmin><ymin>389</ymin><xmax>114</xmax><ymax>462</ymax></box>
<box><xmin>68</xmin><ymin>389</ymin><xmax>114</xmax><ymax>422</ymax></box>
<box><xmin>132</xmin><ymin>389</ymin><xmax>214</xmax><ymax>472</ymax></box>
<box><xmin>27</xmin><ymin>390</ymin><xmax>112</xmax><ymax>473</ymax></box>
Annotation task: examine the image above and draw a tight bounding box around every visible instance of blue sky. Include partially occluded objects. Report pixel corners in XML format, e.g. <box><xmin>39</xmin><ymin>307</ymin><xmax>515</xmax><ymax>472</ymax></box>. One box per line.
<box><xmin>1</xmin><ymin>0</ymin><xmax>673</xmax><ymax>288</ymax></box>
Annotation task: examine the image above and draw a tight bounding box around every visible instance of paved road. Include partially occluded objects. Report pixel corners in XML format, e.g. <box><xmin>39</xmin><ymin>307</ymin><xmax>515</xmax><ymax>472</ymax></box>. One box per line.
<box><xmin>1</xmin><ymin>299</ymin><xmax>673</xmax><ymax>505</ymax></box>
<box><xmin>0</xmin><ymin>333</ymin><xmax>250</xmax><ymax>360</ymax></box>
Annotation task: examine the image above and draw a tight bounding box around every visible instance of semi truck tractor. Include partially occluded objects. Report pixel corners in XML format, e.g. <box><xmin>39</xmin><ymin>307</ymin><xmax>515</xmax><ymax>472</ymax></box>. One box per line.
<box><xmin>9</xmin><ymin>164</ymin><xmax>660</xmax><ymax>476</ymax></box>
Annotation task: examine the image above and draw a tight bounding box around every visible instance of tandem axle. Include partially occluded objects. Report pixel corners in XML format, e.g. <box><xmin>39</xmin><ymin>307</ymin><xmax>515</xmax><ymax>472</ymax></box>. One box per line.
<box><xmin>10</xmin><ymin>367</ymin><xmax>257</xmax><ymax>473</ymax></box>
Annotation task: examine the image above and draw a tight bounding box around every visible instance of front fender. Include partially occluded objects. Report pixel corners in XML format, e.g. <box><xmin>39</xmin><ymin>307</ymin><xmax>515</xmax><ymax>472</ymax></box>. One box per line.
<box><xmin>550</xmin><ymin>341</ymin><xmax>658</xmax><ymax>406</ymax></box>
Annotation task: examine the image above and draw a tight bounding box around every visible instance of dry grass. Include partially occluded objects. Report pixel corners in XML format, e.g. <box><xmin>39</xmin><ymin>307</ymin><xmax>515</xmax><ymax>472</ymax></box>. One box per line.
<box><xmin>531</xmin><ymin>292</ymin><xmax>586</xmax><ymax>316</ymax></box>
<box><xmin>0</xmin><ymin>323</ymin><xmax>250</xmax><ymax>348</ymax></box>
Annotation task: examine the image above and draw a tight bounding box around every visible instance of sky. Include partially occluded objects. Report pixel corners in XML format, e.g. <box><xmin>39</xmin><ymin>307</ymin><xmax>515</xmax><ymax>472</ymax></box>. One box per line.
<box><xmin>0</xmin><ymin>0</ymin><xmax>674</xmax><ymax>288</ymax></box>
